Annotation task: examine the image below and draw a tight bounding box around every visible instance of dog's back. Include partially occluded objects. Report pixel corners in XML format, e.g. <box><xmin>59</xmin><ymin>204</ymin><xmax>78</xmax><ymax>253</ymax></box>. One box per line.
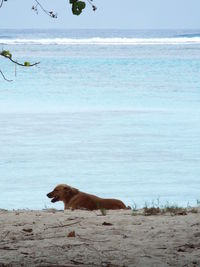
<box><xmin>67</xmin><ymin>191</ymin><xmax>126</xmax><ymax>210</ymax></box>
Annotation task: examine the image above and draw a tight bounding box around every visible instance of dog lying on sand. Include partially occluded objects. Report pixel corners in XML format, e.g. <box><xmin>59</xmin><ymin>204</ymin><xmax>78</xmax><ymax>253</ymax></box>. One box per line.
<box><xmin>47</xmin><ymin>184</ymin><xmax>126</xmax><ymax>210</ymax></box>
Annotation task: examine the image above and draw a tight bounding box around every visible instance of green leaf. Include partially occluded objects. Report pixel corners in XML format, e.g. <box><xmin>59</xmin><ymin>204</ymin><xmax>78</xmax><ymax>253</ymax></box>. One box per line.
<box><xmin>77</xmin><ymin>1</ymin><xmax>86</xmax><ymax>9</ymax></box>
<box><xmin>24</xmin><ymin>62</ymin><xmax>31</xmax><ymax>67</ymax></box>
<box><xmin>1</xmin><ymin>50</ymin><xmax>12</xmax><ymax>58</ymax></box>
<box><xmin>72</xmin><ymin>1</ymin><xmax>86</xmax><ymax>15</ymax></box>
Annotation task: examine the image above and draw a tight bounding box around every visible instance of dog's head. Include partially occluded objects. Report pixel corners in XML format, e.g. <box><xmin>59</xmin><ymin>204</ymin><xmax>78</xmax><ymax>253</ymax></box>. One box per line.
<box><xmin>47</xmin><ymin>184</ymin><xmax>79</xmax><ymax>203</ymax></box>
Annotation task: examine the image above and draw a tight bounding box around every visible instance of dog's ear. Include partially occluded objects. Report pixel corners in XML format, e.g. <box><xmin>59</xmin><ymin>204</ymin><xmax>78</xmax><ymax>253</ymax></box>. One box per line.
<box><xmin>63</xmin><ymin>186</ymin><xmax>78</xmax><ymax>195</ymax></box>
<box><xmin>63</xmin><ymin>186</ymin><xmax>71</xmax><ymax>192</ymax></box>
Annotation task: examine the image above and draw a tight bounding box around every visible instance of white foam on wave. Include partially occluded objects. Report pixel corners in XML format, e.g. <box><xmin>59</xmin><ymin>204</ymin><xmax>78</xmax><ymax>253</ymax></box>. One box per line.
<box><xmin>1</xmin><ymin>37</ymin><xmax>200</xmax><ymax>45</ymax></box>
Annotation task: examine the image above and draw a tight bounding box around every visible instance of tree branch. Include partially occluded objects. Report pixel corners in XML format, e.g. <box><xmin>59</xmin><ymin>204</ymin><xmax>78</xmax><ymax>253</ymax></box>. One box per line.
<box><xmin>0</xmin><ymin>69</ymin><xmax>13</xmax><ymax>82</ymax></box>
<box><xmin>86</xmin><ymin>0</ymin><xmax>97</xmax><ymax>11</ymax></box>
<box><xmin>0</xmin><ymin>51</ymin><xmax>40</xmax><ymax>67</ymax></box>
<box><xmin>32</xmin><ymin>0</ymin><xmax>57</xmax><ymax>18</ymax></box>
<box><xmin>0</xmin><ymin>0</ymin><xmax>97</xmax><ymax>82</ymax></box>
<box><xmin>1</xmin><ymin>0</ymin><xmax>97</xmax><ymax>14</ymax></box>
<box><xmin>3</xmin><ymin>55</ymin><xmax>40</xmax><ymax>67</ymax></box>
<box><xmin>0</xmin><ymin>0</ymin><xmax>4</xmax><ymax>8</ymax></box>
<box><xmin>0</xmin><ymin>51</ymin><xmax>40</xmax><ymax>82</ymax></box>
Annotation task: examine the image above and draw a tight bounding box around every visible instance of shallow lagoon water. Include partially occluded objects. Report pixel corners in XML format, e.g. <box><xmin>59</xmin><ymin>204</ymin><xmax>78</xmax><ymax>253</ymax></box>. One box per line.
<box><xmin>0</xmin><ymin>29</ymin><xmax>200</xmax><ymax>209</ymax></box>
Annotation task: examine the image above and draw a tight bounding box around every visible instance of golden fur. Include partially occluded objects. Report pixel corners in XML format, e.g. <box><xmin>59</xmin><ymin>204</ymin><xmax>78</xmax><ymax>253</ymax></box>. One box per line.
<box><xmin>47</xmin><ymin>184</ymin><xmax>126</xmax><ymax>210</ymax></box>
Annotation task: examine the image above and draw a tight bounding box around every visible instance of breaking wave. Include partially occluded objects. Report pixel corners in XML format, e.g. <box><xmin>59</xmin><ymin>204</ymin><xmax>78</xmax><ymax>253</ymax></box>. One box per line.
<box><xmin>1</xmin><ymin>37</ymin><xmax>200</xmax><ymax>45</ymax></box>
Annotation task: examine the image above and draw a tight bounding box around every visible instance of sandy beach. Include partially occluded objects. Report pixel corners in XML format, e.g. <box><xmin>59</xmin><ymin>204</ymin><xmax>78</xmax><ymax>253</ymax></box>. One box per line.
<box><xmin>0</xmin><ymin>208</ymin><xmax>200</xmax><ymax>267</ymax></box>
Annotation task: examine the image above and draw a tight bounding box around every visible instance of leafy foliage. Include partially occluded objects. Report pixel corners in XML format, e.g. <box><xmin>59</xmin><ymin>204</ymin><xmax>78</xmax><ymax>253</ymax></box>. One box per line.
<box><xmin>32</xmin><ymin>0</ymin><xmax>58</xmax><ymax>18</ymax></box>
<box><xmin>71</xmin><ymin>1</ymin><xmax>86</xmax><ymax>16</ymax></box>
<box><xmin>0</xmin><ymin>50</ymin><xmax>40</xmax><ymax>81</ymax></box>
<box><xmin>0</xmin><ymin>50</ymin><xmax>40</xmax><ymax>68</ymax></box>
<box><xmin>1</xmin><ymin>0</ymin><xmax>97</xmax><ymax>16</ymax></box>
<box><xmin>1</xmin><ymin>50</ymin><xmax>12</xmax><ymax>58</ymax></box>
<box><xmin>0</xmin><ymin>0</ymin><xmax>97</xmax><ymax>81</ymax></box>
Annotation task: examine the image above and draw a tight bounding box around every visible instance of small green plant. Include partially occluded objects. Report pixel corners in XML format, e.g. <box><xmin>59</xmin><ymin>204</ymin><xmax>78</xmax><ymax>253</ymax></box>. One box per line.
<box><xmin>155</xmin><ymin>198</ymin><xmax>160</xmax><ymax>208</ymax></box>
<box><xmin>162</xmin><ymin>202</ymin><xmax>187</xmax><ymax>216</ymax></box>
<box><xmin>130</xmin><ymin>199</ymin><xmax>200</xmax><ymax>217</ymax></box>
<box><xmin>132</xmin><ymin>202</ymin><xmax>137</xmax><ymax>211</ymax></box>
<box><xmin>190</xmin><ymin>208</ymin><xmax>198</xmax><ymax>214</ymax></box>
<box><xmin>131</xmin><ymin>202</ymin><xmax>139</xmax><ymax>216</ymax></box>
<box><xmin>143</xmin><ymin>207</ymin><xmax>161</xmax><ymax>216</ymax></box>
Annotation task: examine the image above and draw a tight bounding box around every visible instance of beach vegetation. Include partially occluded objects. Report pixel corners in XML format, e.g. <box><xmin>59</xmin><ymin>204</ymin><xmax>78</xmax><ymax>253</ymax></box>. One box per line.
<box><xmin>144</xmin><ymin>206</ymin><xmax>161</xmax><ymax>216</ymax></box>
<box><xmin>131</xmin><ymin>202</ymin><xmax>139</xmax><ymax>216</ymax></box>
<box><xmin>131</xmin><ymin>200</ymin><xmax>199</xmax><ymax>216</ymax></box>
<box><xmin>190</xmin><ymin>208</ymin><xmax>198</xmax><ymax>214</ymax></box>
<box><xmin>161</xmin><ymin>204</ymin><xmax>187</xmax><ymax>216</ymax></box>
<box><xmin>0</xmin><ymin>0</ymin><xmax>97</xmax><ymax>81</ymax></box>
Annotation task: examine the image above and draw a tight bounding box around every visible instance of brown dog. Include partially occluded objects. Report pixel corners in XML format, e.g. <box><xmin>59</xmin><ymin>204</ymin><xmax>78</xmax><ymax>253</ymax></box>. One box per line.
<box><xmin>47</xmin><ymin>184</ymin><xmax>126</xmax><ymax>210</ymax></box>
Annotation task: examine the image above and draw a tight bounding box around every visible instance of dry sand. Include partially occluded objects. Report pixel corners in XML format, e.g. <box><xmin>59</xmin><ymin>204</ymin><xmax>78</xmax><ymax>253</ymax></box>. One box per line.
<box><xmin>0</xmin><ymin>208</ymin><xmax>200</xmax><ymax>267</ymax></box>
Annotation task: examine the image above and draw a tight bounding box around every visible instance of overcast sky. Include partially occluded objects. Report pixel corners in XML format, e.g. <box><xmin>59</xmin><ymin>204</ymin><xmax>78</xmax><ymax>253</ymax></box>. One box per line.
<box><xmin>0</xmin><ymin>0</ymin><xmax>200</xmax><ymax>29</ymax></box>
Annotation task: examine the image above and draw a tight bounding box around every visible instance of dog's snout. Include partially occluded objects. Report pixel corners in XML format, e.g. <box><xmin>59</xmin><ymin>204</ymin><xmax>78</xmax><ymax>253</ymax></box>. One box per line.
<box><xmin>47</xmin><ymin>192</ymin><xmax>53</xmax><ymax>198</ymax></box>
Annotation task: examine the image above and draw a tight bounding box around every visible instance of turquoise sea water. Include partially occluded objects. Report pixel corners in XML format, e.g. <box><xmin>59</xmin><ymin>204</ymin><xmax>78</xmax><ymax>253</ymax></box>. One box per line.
<box><xmin>0</xmin><ymin>29</ymin><xmax>200</xmax><ymax>209</ymax></box>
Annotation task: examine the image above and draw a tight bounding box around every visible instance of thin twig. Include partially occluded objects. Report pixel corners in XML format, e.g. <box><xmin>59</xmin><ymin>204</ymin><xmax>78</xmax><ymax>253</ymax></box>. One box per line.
<box><xmin>0</xmin><ymin>0</ymin><xmax>3</xmax><ymax>8</ymax></box>
<box><xmin>48</xmin><ymin>221</ymin><xmax>81</xmax><ymax>229</ymax></box>
<box><xmin>0</xmin><ymin>246</ymin><xmax>17</xmax><ymax>250</ymax></box>
<box><xmin>77</xmin><ymin>235</ymin><xmax>110</xmax><ymax>242</ymax></box>
<box><xmin>86</xmin><ymin>0</ymin><xmax>97</xmax><ymax>11</ymax></box>
<box><xmin>8</xmin><ymin>56</ymin><xmax>40</xmax><ymax>67</ymax></box>
<box><xmin>0</xmin><ymin>69</ymin><xmax>13</xmax><ymax>82</ymax></box>
<box><xmin>1</xmin><ymin>54</ymin><xmax>40</xmax><ymax>67</ymax></box>
<box><xmin>70</xmin><ymin>259</ymin><xmax>85</xmax><ymax>265</ymax></box>
<box><xmin>33</xmin><ymin>0</ymin><xmax>57</xmax><ymax>18</ymax></box>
